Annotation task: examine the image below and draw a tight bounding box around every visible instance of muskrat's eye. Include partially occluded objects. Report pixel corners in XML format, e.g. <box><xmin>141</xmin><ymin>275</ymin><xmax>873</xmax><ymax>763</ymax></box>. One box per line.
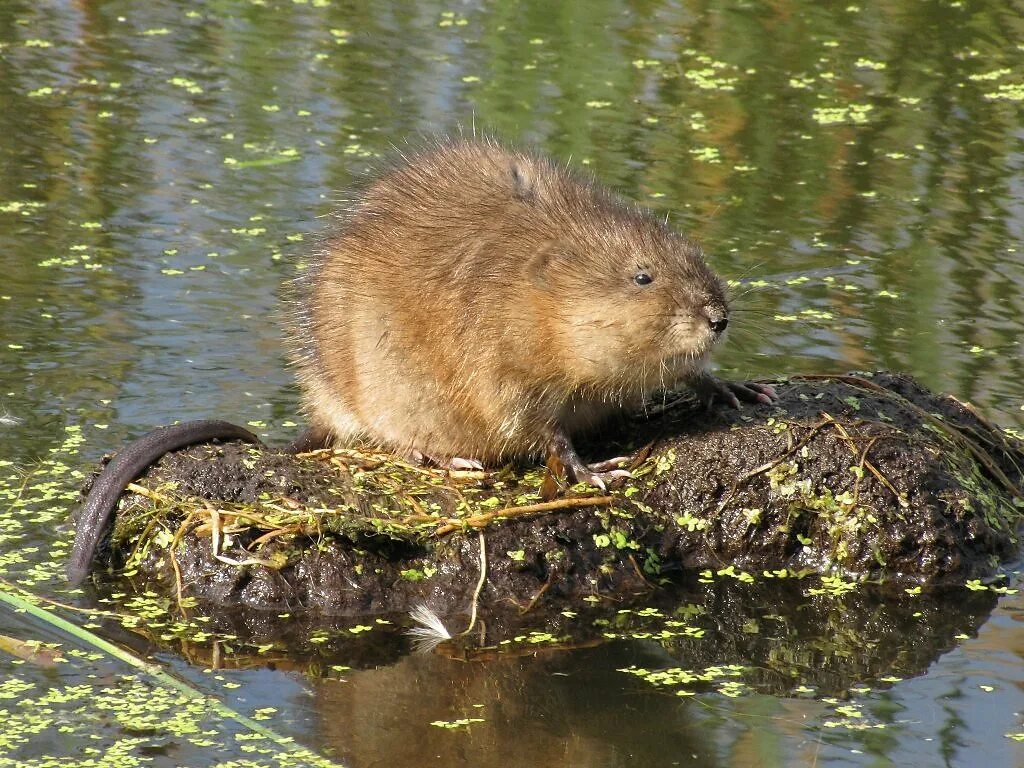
<box><xmin>633</xmin><ymin>271</ymin><xmax>653</xmax><ymax>286</ymax></box>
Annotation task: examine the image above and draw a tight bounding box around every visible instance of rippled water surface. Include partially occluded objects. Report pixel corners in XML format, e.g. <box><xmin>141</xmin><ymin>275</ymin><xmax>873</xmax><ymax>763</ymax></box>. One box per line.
<box><xmin>1</xmin><ymin>1</ymin><xmax>1023</xmax><ymax>766</ymax></box>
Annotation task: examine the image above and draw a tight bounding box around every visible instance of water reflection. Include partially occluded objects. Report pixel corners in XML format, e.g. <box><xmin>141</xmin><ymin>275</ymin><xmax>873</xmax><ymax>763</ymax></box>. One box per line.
<box><xmin>1</xmin><ymin>0</ymin><xmax>1022</xmax><ymax>460</ymax></box>
<box><xmin>315</xmin><ymin>645</ymin><xmax>721</xmax><ymax>768</ymax></box>
<box><xmin>118</xmin><ymin>580</ymin><xmax>1000</xmax><ymax>768</ymax></box>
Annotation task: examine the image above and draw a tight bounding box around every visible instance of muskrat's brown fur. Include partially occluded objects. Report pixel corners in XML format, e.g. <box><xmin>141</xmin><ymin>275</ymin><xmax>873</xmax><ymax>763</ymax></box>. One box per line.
<box><xmin>289</xmin><ymin>138</ymin><xmax>771</xmax><ymax>483</ymax></box>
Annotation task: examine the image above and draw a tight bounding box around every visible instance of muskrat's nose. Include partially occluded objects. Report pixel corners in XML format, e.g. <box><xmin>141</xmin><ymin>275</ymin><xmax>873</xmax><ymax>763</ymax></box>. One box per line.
<box><xmin>706</xmin><ymin>308</ymin><xmax>729</xmax><ymax>334</ymax></box>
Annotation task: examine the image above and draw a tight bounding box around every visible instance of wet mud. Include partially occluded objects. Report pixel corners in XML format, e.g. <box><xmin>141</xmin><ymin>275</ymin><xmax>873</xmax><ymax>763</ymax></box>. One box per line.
<box><xmin>78</xmin><ymin>372</ymin><xmax>1023</xmax><ymax>622</ymax></box>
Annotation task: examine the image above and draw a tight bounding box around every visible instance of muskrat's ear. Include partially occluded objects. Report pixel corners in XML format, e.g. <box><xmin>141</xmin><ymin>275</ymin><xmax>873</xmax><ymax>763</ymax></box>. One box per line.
<box><xmin>509</xmin><ymin>161</ymin><xmax>536</xmax><ymax>202</ymax></box>
<box><xmin>526</xmin><ymin>241</ymin><xmax>559</xmax><ymax>287</ymax></box>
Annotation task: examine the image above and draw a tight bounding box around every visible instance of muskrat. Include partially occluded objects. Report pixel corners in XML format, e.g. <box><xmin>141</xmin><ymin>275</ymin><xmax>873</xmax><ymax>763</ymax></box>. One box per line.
<box><xmin>66</xmin><ymin>137</ymin><xmax>774</xmax><ymax>586</ymax></box>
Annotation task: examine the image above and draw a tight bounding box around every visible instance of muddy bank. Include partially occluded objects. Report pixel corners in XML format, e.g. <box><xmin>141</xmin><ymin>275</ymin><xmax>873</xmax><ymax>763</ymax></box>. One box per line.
<box><xmin>79</xmin><ymin>372</ymin><xmax>1023</xmax><ymax>618</ymax></box>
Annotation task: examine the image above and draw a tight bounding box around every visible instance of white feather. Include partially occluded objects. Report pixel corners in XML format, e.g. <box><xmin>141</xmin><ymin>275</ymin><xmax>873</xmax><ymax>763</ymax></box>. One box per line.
<box><xmin>406</xmin><ymin>603</ymin><xmax>452</xmax><ymax>653</ymax></box>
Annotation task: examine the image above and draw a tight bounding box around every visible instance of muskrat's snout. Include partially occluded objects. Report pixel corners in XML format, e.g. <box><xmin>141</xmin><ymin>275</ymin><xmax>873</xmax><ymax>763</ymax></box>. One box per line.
<box><xmin>658</xmin><ymin>294</ymin><xmax>729</xmax><ymax>363</ymax></box>
<box><xmin>705</xmin><ymin>304</ymin><xmax>729</xmax><ymax>335</ymax></box>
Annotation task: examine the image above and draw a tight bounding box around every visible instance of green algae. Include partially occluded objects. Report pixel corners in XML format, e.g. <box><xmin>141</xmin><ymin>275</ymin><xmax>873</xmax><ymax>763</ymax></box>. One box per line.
<box><xmin>0</xmin><ymin>425</ymin><xmax>353</xmax><ymax>765</ymax></box>
<box><xmin>0</xmin><ymin>584</ymin><xmax>342</xmax><ymax>768</ymax></box>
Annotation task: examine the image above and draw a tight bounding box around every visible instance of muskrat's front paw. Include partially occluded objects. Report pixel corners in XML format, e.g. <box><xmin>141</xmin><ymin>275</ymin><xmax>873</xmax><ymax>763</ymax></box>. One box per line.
<box><xmin>695</xmin><ymin>375</ymin><xmax>778</xmax><ymax>409</ymax></box>
<box><xmin>727</xmin><ymin>380</ymin><xmax>777</xmax><ymax>405</ymax></box>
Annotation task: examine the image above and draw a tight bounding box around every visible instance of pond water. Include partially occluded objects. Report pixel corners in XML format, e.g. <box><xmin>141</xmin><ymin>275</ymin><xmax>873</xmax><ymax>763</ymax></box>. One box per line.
<box><xmin>1</xmin><ymin>1</ymin><xmax>1023</xmax><ymax>766</ymax></box>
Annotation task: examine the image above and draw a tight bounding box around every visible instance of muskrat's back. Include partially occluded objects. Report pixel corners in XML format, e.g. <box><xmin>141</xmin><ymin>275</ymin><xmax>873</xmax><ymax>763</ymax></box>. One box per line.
<box><xmin>291</xmin><ymin>138</ymin><xmax>750</xmax><ymax>468</ymax></box>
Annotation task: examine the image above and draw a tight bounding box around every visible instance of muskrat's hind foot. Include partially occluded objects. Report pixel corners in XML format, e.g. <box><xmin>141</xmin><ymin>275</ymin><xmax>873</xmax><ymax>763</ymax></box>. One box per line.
<box><xmin>448</xmin><ymin>457</ymin><xmax>485</xmax><ymax>471</ymax></box>
<box><xmin>691</xmin><ymin>372</ymin><xmax>777</xmax><ymax>410</ymax></box>
<box><xmin>284</xmin><ymin>425</ymin><xmax>332</xmax><ymax>454</ymax></box>
<box><xmin>585</xmin><ymin>455</ymin><xmax>635</xmax><ymax>474</ymax></box>
<box><xmin>406</xmin><ymin>449</ymin><xmax>485</xmax><ymax>472</ymax></box>
<box><xmin>549</xmin><ymin>428</ymin><xmax>632</xmax><ymax>491</ymax></box>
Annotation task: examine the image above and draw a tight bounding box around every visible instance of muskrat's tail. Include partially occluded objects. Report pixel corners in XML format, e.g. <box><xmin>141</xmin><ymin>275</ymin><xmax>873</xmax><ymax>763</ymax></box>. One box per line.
<box><xmin>66</xmin><ymin>420</ymin><xmax>262</xmax><ymax>586</ymax></box>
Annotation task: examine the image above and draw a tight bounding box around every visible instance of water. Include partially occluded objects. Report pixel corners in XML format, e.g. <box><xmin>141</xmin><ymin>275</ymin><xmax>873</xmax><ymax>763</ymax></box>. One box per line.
<box><xmin>1</xmin><ymin>1</ymin><xmax>1023</xmax><ymax>766</ymax></box>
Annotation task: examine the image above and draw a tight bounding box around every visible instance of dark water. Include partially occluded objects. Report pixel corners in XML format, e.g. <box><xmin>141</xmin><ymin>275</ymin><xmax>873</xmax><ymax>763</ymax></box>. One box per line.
<box><xmin>1</xmin><ymin>1</ymin><xmax>1023</xmax><ymax>766</ymax></box>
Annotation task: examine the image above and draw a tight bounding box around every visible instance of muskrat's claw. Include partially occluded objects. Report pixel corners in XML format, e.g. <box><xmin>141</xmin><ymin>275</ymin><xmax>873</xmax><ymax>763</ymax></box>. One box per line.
<box><xmin>548</xmin><ymin>429</ymin><xmax>632</xmax><ymax>491</ymax></box>
<box><xmin>735</xmin><ymin>381</ymin><xmax>778</xmax><ymax>405</ymax></box>
<box><xmin>570</xmin><ymin>468</ymin><xmax>632</xmax><ymax>491</ymax></box>
<box><xmin>693</xmin><ymin>373</ymin><xmax>778</xmax><ymax>409</ymax></box>
<box><xmin>449</xmin><ymin>457</ymin><xmax>485</xmax><ymax>471</ymax></box>
<box><xmin>407</xmin><ymin>450</ymin><xmax>485</xmax><ymax>471</ymax></box>
<box><xmin>582</xmin><ymin>467</ymin><xmax>633</xmax><ymax>490</ymax></box>
<box><xmin>586</xmin><ymin>456</ymin><xmax>634</xmax><ymax>474</ymax></box>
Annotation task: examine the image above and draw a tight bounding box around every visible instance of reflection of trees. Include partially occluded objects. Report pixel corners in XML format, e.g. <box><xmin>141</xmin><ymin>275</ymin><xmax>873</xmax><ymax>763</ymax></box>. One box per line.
<box><xmin>0</xmin><ymin>2</ymin><xmax>143</xmax><ymax>457</ymax></box>
<box><xmin>784</xmin><ymin>0</ymin><xmax>1024</xmax><ymax>406</ymax></box>
<box><xmin>605</xmin><ymin>0</ymin><xmax>1024</xmax><ymax>413</ymax></box>
<box><xmin>4</xmin><ymin>0</ymin><xmax>1023</xmax><ymax>457</ymax></box>
<box><xmin>312</xmin><ymin>642</ymin><xmax>721</xmax><ymax>768</ymax></box>
<box><xmin>355</xmin><ymin>0</ymin><xmax>1023</xmax><ymax>423</ymax></box>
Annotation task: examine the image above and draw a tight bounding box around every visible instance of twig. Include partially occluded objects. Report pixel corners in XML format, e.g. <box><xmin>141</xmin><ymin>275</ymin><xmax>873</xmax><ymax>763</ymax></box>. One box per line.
<box><xmin>250</xmin><ymin>524</ymin><xmax>305</xmax><ymax>547</ymax></box>
<box><xmin>716</xmin><ymin>417</ymin><xmax>830</xmax><ymax>512</ymax></box>
<box><xmin>434</xmin><ymin>495</ymin><xmax>613</xmax><ymax>537</ymax></box>
<box><xmin>168</xmin><ymin>510</ymin><xmax>198</xmax><ymax>612</ymax></box>
<box><xmin>852</xmin><ymin>435</ymin><xmax>880</xmax><ymax>508</ymax></box>
<box><xmin>210</xmin><ymin>506</ymin><xmax>222</xmax><ymax>560</ymax></box>
<box><xmin>519</xmin><ymin>573</ymin><xmax>555</xmax><ymax>615</ymax></box>
<box><xmin>822</xmin><ymin>413</ymin><xmax>906</xmax><ymax>506</ymax></box>
<box><xmin>4</xmin><ymin>577</ymin><xmax>119</xmax><ymax>618</ymax></box>
<box><xmin>0</xmin><ymin>581</ymin><xmax>340</xmax><ymax>764</ymax></box>
<box><xmin>627</xmin><ymin>552</ymin><xmax>658</xmax><ymax>589</ymax></box>
<box><xmin>461</xmin><ymin>530</ymin><xmax>487</xmax><ymax>636</ymax></box>
<box><xmin>125</xmin><ymin>481</ymin><xmax>174</xmax><ymax>503</ymax></box>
